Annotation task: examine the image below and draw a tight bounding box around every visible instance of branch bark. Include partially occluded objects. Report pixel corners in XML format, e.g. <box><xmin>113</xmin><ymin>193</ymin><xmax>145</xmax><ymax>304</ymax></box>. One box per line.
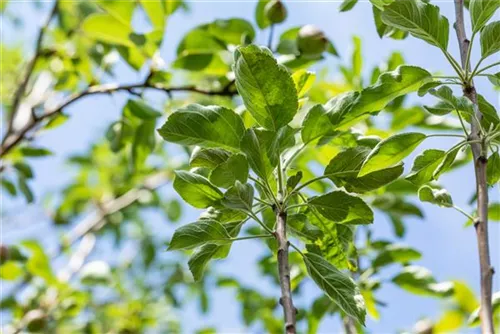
<box><xmin>0</xmin><ymin>82</ymin><xmax>236</xmax><ymax>158</ymax></box>
<box><xmin>276</xmin><ymin>210</ymin><xmax>296</xmax><ymax>334</ymax></box>
<box><xmin>453</xmin><ymin>1</ymin><xmax>494</xmax><ymax>332</ymax></box>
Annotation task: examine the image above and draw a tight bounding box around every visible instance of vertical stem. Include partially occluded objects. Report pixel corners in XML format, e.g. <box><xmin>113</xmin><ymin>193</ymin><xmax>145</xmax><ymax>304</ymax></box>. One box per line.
<box><xmin>453</xmin><ymin>1</ymin><xmax>494</xmax><ymax>333</ymax></box>
<box><xmin>276</xmin><ymin>209</ymin><xmax>296</xmax><ymax>334</ymax></box>
<box><xmin>268</xmin><ymin>24</ymin><xmax>275</xmax><ymax>49</ymax></box>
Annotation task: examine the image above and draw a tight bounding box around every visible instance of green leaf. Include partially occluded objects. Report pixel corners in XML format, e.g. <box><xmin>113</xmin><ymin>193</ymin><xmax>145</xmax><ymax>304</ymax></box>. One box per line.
<box><xmin>188</xmin><ymin>222</ymin><xmax>242</xmax><ymax>281</ymax></box>
<box><xmin>287</xmin><ymin>214</ymin><xmax>323</xmax><ymax>241</ymax></box>
<box><xmin>0</xmin><ymin>261</ymin><xmax>24</xmax><ymax>280</ymax></box>
<box><xmin>340</xmin><ymin>0</ymin><xmax>358</xmax><ymax>12</ymax></box>
<box><xmin>210</xmin><ymin>154</ymin><xmax>249</xmax><ymax>188</ymax></box>
<box><xmin>381</xmin><ymin>0</ymin><xmax>450</xmax><ymax>49</ymax></box>
<box><xmin>303</xmin><ymin>253</ymin><xmax>366</xmax><ymax>325</ymax></box>
<box><xmin>309</xmin><ymin>191</ymin><xmax>374</xmax><ymax>225</ymax></box>
<box><xmin>168</xmin><ymin>220</ymin><xmax>232</xmax><ymax>250</ymax></box>
<box><xmin>325</xmin><ymin>147</ymin><xmax>403</xmax><ymax>193</ymax></box>
<box><xmin>373</xmin><ymin>244</ymin><xmax>421</xmax><ymax>268</ymax></box>
<box><xmin>140</xmin><ymin>0</ymin><xmax>165</xmax><ymax>30</ymax></box>
<box><xmin>480</xmin><ymin>21</ymin><xmax>500</xmax><ymax>60</ymax></box>
<box><xmin>424</xmin><ymin>86</ymin><xmax>473</xmax><ymax>116</ymax></box>
<box><xmin>17</xmin><ymin>176</ymin><xmax>33</xmax><ymax>203</ymax></box>
<box><xmin>359</xmin><ymin>132</ymin><xmax>427</xmax><ymax>177</ymax></box>
<box><xmin>418</xmin><ymin>185</ymin><xmax>453</xmax><ymax>207</ymax></box>
<box><xmin>13</xmin><ymin>162</ymin><xmax>33</xmax><ymax>179</ymax></box>
<box><xmin>233</xmin><ymin>45</ymin><xmax>298</xmax><ymax>130</ymax></box>
<box><xmin>19</xmin><ymin>147</ymin><xmax>52</xmax><ymax>157</ymax></box>
<box><xmin>370</xmin><ymin>0</ymin><xmax>395</xmax><ymax>10</ymax></box>
<box><xmin>486</xmin><ymin>72</ymin><xmax>500</xmax><ymax>86</ymax></box>
<box><xmin>255</xmin><ymin>0</ymin><xmax>272</xmax><ymax>29</ymax></box>
<box><xmin>433</xmin><ymin>146</ymin><xmax>462</xmax><ymax>180</ymax></box>
<box><xmin>470</xmin><ymin>0</ymin><xmax>500</xmax><ymax>33</ymax></box>
<box><xmin>487</xmin><ymin>152</ymin><xmax>500</xmax><ymax>185</ymax></box>
<box><xmin>240</xmin><ymin>128</ymin><xmax>273</xmax><ymax>180</ymax></box>
<box><xmin>489</xmin><ymin>203</ymin><xmax>500</xmax><ymax>221</ymax></box>
<box><xmin>292</xmin><ymin>69</ymin><xmax>316</xmax><ymax>98</ymax></box>
<box><xmin>287</xmin><ymin>171</ymin><xmax>303</xmax><ymax>191</ymax></box>
<box><xmin>82</xmin><ymin>13</ymin><xmax>133</xmax><ymax>47</ymax></box>
<box><xmin>173</xmin><ymin>171</ymin><xmax>223</xmax><ymax>209</ymax></box>
<box><xmin>177</xmin><ymin>28</ymin><xmax>225</xmax><ymax>55</ymax></box>
<box><xmin>1</xmin><ymin>178</ymin><xmax>16</xmax><ymax>196</ymax></box>
<box><xmin>261</xmin><ymin>126</ymin><xmax>297</xmax><ymax>166</ymax></box>
<box><xmin>126</xmin><ymin>99</ymin><xmax>162</xmax><ymax>119</ymax></box>
<box><xmin>221</xmin><ymin>181</ymin><xmax>254</xmax><ymax>211</ymax></box>
<box><xmin>418</xmin><ymin>81</ymin><xmax>444</xmax><ymax>97</ymax></box>
<box><xmin>22</xmin><ymin>241</ymin><xmax>56</xmax><ymax>284</ymax></box>
<box><xmin>190</xmin><ymin>148</ymin><xmax>231</xmax><ymax>169</ymax></box>
<box><xmin>301</xmin><ymin>104</ymin><xmax>335</xmax><ymax>143</ymax></box>
<box><xmin>406</xmin><ymin>149</ymin><xmax>446</xmax><ymax>185</ymax></box>
<box><xmin>208</xmin><ymin>19</ymin><xmax>255</xmax><ymax>45</ymax></box>
<box><xmin>131</xmin><ymin>120</ymin><xmax>156</xmax><ymax>171</ymax></box>
<box><xmin>478</xmin><ymin>94</ymin><xmax>500</xmax><ymax>129</ymax></box>
<box><xmin>158</xmin><ymin>104</ymin><xmax>245</xmax><ymax>151</ymax></box>
<box><xmin>392</xmin><ymin>265</ymin><xmax>454</xmax><ymax>297</ymax></box>
<box><xmin>351</xmin><ymin>65</ymin><xmax>431</xmax><ymax>117</ymax></box>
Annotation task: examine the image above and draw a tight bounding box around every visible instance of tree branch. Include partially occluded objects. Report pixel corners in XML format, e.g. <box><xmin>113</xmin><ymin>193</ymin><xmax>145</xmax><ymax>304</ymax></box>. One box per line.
<box><xmin>5</xmin><ymin>0</ymin><xmax>58</xmax><ymax>142</ymax></box>
<box><xmin>453</xmin><ymin>1</ymin><xmax>494</xmax><ymax>332</ymax></box>
<box><xmin>275</xmin><ymin>209</ymin><xmax>297</xmax><ymax>334</ymax></box>
<box><xmin>0</xmin><ymin>82</ymin><xmax>237</xmax><ymax>158</ymax></box>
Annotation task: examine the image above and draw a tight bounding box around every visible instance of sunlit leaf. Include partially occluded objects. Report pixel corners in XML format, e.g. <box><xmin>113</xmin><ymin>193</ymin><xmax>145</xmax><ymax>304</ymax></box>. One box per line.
<box><xmin>308</xmin><ymin>191</ymin><xmax>373</xmax><ymax>225</ymax></box>
<box><xmin>359</xmin><ymin>132</ymin><xmax>427</xmax><ymax>176</ymax></box>
<box><xmin>234</xmin><ymin>45</ymin><xmax>298</xmax><ymax>130</ymax></box>
<box><xmin>470</xmin><ymin>0</ymin><xmax>500</xmax><ymax>33</ymax></box>
<box><xmin>158</xmin><ymin>104</ymin><xmax>245</xmax><ymax>151</ymax></box>
<box><xmin>418</xmin><ymin>185</ymin><xmax>453</xmax><ymax>207</ymax></box>
<box><xmin>381</xmin><ymin>0</ymin><xmax>449</xmax><ymax>49</ymax></box>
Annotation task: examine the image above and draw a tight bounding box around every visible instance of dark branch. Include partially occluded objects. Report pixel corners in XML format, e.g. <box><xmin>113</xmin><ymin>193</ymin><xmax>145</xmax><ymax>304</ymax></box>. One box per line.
<box><xmin>0</xmin><ymin>82</ymin><xmax>237</xmax><ymax>158</ymax></box>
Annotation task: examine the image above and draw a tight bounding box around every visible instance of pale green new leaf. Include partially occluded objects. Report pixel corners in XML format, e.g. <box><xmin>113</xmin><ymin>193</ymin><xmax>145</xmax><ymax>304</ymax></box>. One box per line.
<box><xmin>418</xmin><ymin>185</ymin><xmax>453</xmax><ymax>207</ymax></box>
<box><xmin>233</xmin><ymin>45</ymin><xmax>298</xmax><ymax>130</ymax></box>
<box><xmin>381</xmin><ymin>0</ymin><xmax>450</xmax><ymax>49</ymax></box>
<box><xmin>173</xmin><ymin>171</ymin><xmax>223</xmax><ymax>209</ymax></box>
<box><xmin>292</xmin><ymin>70</ymin><xmax>316</xmax><ymax>98</ymax></box>
<box><xmin>489</xmin><ymin>203</ymin><xmax>500</xmax><ymax>221</ymax></box>
<box><xmin>480</xmin><ymin>21</ymin><xmax>500</xmax><ymax>60</ymax></box>
<box><xmin>359</xmin><ymin>132</ymin><xmax>427</xmax><ymax>176</ymax></box>
<box><xmin>406</xmin><ymin>149</ymin><xmax>446</xmax><ymax>185</ymax></box>
<box><xmin>309</xmin><ymin>191</ymin><xmax>374</xmax><ymax>225</ymax></box>
<box><xmin>168</xmin><ymin>220</ymin><xmax>232</xmax><ymax>250</ymax></box>
<box><xmin>82</xmin><ymin>13</ymin><xmax>134</xmax><ymax>47</ymax></box>
<box><xmin>158</xmin><ymin>104</ymin><xmax>245</xmax><ymax>151</ymax></box>
<box><xmin>303</xmin><ymin>253</ymin><xmax>366</xmax><ymax>325</ymax></box>
<box><xmin>470</xmin><ymin>0</ymin><xmax>500</xmax><ymax>33</ymax></box>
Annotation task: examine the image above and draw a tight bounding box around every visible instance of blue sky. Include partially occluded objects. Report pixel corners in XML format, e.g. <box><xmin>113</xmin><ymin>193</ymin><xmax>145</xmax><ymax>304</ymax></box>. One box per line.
<box><xmin>2</xmin><ymin>1</ymin><xmax>499</xmax><ymax>333</ymax></box>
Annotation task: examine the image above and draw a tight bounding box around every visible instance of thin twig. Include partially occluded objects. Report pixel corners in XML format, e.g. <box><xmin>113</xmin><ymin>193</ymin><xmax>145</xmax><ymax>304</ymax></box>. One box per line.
<box><xmin>4</xmin><ymin>0</ymin><xmax>59</xmax><ymax>144</ymax></box>
<box><xmin>0</xmin><ymin>82</ymin><xmax>236</xmax><ymax>157</ymax></box>
<box><xmin>453</xmin><ymin>1</ymin><xmax>494</xmax><ymax>332</ymax></box>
